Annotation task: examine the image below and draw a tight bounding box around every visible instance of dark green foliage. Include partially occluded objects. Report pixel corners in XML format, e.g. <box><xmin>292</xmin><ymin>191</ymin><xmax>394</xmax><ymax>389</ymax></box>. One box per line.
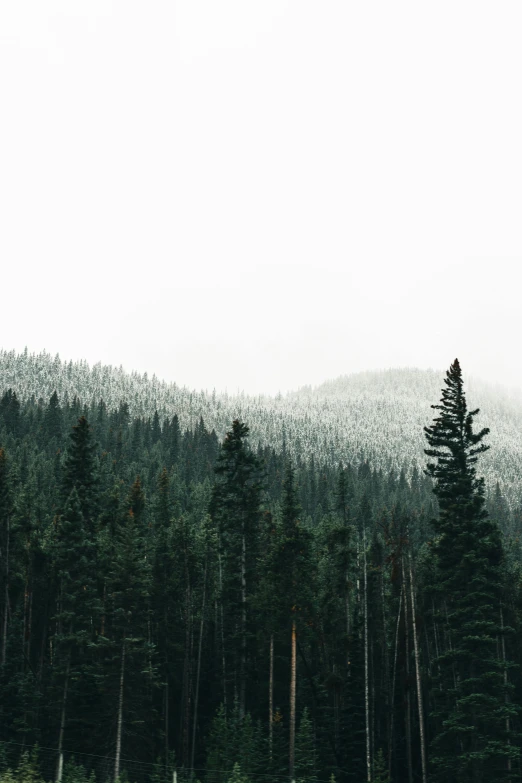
<box><xmin>206</xmin><ymin>704</ymin><xmax>260</xmax><ymax>783</ymax></box>
<box><xmin>295</xmin><ymin>707</ymin><xmax>318</xmax><ymax>783</ymax></box>
<box><xmin>61</xmin><ymin>416</ymin><xmax>99</xmax><ymax>529</ymax></box>
<box><xmin>0</xmin><ymin>390</ymin><xmax>20</xmax><ymax>436</ymax></box>
<box><xmin>44</xmin><ymin>391</ymin><xmax>63</xmax><ymax>441</ymax></box>
<box><xmin>371</xmin><ymin>749</ymin><xmax>390</xmax><ymax>783</ymax></box>
<box><xmin>424</xmin><ymin>359</ymin><xmax>519</xmax><ymax>782</ymax></box>
<box><xmin>0</xmin><ymin>364</ymin><xmax>520</xmax><ymax>783</ymax></box>
<box><xmin>210</xmin><ymin>420</ymin><xmax>264</xmax><ymax>716</ymax></box>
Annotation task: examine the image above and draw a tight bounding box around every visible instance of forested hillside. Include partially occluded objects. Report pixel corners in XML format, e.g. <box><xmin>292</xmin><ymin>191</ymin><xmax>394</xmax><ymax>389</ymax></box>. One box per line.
<box><xmin>2</xmin><ymin>350</ymin><xmax>522</xmax><ymax>506</ymax></box>
<box><xmin>0</xmin><ymin>356</ymin><xmax>521</xmax><ymax>782</ymax></box>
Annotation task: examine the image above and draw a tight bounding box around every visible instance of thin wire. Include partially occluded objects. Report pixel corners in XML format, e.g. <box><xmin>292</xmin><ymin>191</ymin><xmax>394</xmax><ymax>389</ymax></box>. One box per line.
<box><xmin>0</xmin><ymin>738</ymin><xmax>335</xmax><ymax>781</ymax></box>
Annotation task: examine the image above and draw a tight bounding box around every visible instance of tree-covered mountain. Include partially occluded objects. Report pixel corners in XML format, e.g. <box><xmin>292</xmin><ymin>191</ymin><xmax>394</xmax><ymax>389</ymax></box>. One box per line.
<box><xmin>0</xmin><ymin>352</ymin><xmax>521</xmax><ymax>783</ymax></box>
<box><xmin>2</xmin><ymin>350</ymin><xmax>522</xmax><ymax>506</ymax></box>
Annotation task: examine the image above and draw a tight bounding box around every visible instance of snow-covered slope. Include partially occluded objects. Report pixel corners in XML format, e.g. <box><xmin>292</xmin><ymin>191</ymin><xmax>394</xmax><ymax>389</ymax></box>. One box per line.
<box><xmin>1</xmin><ymin>349</ymin><xmax>522</xmax><ymax>504</ymax></box>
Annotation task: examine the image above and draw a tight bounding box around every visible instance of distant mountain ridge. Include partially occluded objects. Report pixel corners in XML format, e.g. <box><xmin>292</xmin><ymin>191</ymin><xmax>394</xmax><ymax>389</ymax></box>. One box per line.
<box><xmin>1</xmin><ymin>349</ymin><xmax>522</xmax><ymax>505</ymax></box>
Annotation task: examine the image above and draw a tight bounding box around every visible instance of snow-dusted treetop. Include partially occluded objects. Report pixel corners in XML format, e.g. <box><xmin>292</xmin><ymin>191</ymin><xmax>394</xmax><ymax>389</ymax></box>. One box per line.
<box><xmin>1</xmin><ymin>349</ymin><xmax>522</xmax><ymax>505</ymax></box>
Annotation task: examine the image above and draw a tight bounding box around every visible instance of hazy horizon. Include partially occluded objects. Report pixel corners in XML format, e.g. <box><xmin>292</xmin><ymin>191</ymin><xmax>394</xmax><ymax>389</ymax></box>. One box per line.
<box><xmin>3</xmin><ymin>345</ymin><xmax>522</xmax><ymax>402</ymax></box>
<box><xmin>1</xmin><ymin>2</ymin><xmax>521</xmax><ymax>397</ymax></box>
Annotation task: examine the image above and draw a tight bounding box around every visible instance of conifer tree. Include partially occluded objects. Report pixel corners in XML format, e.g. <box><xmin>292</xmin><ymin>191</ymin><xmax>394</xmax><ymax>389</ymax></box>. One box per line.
<box><xmin>61</xmin><ymin>416</ymin><xmax>99</xmax><ymax>530</ymax></box>
<box><xmin>277</xmin><ymin>461</ymin><xmax>313</xmax><ymax>783</ymax></box>
<box><xmin>44</xmin><ymin>392</ymin><xmax>63</xmax><ymax>442</ymax></box>
<box><xmin>371</xmin><ymin>749</ymin><xmax>390</xmax><ymax>783</ymax></box>
<box><xmin>0</xmin><ymin>391</ymin><xmax>20</xmax><ymax>436</ymax></box>
<box><xmin>210</xmin><ymin>420</ymin><xmax>263</xmax><ymax>719</ymax></box>
<box><xmin>295</xmin><ymin>707</ymin><xmax>318</xmax><ymax>783</ymax></box>
<box><xmin>226</xmin><ymin>762</ymin><xmax>250</xmax><ymax>783</ymax></box>
<box><xmin>0</xmin><ymin>449</ymin><xmax>12</xmax><ymax>670</ymax></box>
<box><xmin>424</xmin><ymin>359</ymin><xmax>518</xmax><ymax>782</ymax></box>
<box><xmin>50</xmin><ymin>489</ymin><xmax>100</xmax><ymax>781</ymax></box>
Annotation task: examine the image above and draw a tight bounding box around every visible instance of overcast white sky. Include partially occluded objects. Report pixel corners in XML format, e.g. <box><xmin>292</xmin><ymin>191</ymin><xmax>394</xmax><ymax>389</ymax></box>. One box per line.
<box><xmin>1</xmin><ymin>1</ymin><xmax>521</xmax><ymax>395</ymax></box>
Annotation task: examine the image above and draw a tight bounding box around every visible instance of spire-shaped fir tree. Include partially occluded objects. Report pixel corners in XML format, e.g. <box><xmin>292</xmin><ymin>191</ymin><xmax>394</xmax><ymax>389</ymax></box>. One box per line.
<box><xmin>424</xmin><ymin>359</ymin><xmax>519</xmax><ymax>782</ymax></box>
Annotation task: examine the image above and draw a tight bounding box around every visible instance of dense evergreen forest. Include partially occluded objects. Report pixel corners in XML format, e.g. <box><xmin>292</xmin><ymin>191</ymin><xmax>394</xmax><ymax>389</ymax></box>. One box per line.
<box><xmin>2</xmin><ymin>350</ymin><xmax>522</xmax><ymax>507</ymax></box>
<box><xmin>0</xmin><ymin>358</ymin><xmax>521</xmax><ymax>782</ymax></box>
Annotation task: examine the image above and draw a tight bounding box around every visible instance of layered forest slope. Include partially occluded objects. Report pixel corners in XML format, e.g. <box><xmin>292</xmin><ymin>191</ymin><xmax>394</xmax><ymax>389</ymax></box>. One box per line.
<box><xmin>1</xmin><ymin>348</ymin><xmax>522</xmax><ymax>503</ymax></box>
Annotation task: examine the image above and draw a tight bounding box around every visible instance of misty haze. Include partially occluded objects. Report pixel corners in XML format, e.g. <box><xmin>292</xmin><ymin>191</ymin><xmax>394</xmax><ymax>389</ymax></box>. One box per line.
<box><xmin>1</xmin><ymin>2</ymin><xmax>522</xmax><ymax>783</ymax></box>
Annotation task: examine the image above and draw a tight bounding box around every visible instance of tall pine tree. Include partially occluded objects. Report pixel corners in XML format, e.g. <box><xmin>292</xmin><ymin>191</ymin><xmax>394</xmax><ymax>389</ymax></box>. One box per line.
<box><xmin>424</xmin><ymin>359</ymin><xmax>518</xmax><ymax>782</ymax></box>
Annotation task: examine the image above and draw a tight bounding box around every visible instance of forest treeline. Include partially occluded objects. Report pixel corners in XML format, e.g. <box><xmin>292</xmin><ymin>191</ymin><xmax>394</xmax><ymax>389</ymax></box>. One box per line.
<box><xmin>2</xmin><ymin>349</ymin><xmax>522</xmax><ymax>507</ymax></box>
<box><xmin>0</xmin><ymin>360</ymin><xmax>521</xmax><ymax>782</ymax></box>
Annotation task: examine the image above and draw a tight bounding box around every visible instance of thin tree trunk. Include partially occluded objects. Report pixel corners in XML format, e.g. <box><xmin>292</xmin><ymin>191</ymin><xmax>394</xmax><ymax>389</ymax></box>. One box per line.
<box><xmin>443</xmin><ymin>600</ymin><xmax>457</xmax><ymax>690</ymax></box>
<box><xmin>289</xmin><ymin>619</ymin><xmax>297</xmax><ymax>782</ymax></box>
<box><xmin>240</xmin><ymin>530</ymin><xmax>247</xmax><ymax>720</ymax></box>
<box><xmin>27</xmin><ymin>588</ymin><xmax>33</xmax><ymax>664</ymax></box>
<box><xmin>380</xmin><ymin>569</ymin><xmax>391</xmax><ymax>783</ymax></box>
<box><xmin>402</xmin><ymin>558</ymin><xmax>413</xmax><ymax>783</ymax></box>
<box><xmin>345</xmin><ymin>565</ymin><xmax>351</xmax><ymax>669</ymax></box>
<box><xmin>363</xmin><ymin>529</ymin><xmax>371</xmax><ymax>783</ymax></box>
<box><xmin>218</xmin><ymin>553</ymin><xmax>227</xmax><ymax>714</ymax></box>
<box><xmin>432</xmin><ymin>599</ymin><xmax>440</xmax><ymax>662</ymax></box>
<box><xmin>165</xmin><ymin>681</ymin><xmax>169</xmax><ymax>777</ymax></box>
<box><xmin>190</xmin><ymin>557</ymin><xmax>207</xmax><ymax>779</ymax></box>
<box><xmin>388</xmin><ymin>587</ymin><xmax>403</xmax><ymax>780</ymax></box>
<box><xmin>114</xmin><ymin>640</ymin><xmax>125</xmax><ymax>783</ymax></box>
<box><xmin>381</xmin><ymin>569</ymin><xmax>390</xmax><ymax>719</ymax></box>
<box><xmin>269</xmin><ymin>632</ymin><xmax>274</xmax><ymax>761</ymax></box>
<box><xmin>333</xmin><ymin>661</ymin><xmax>340</xmax><ymax>751</ymax></box>
<box><xmin>23</xmin><ymin>578</ymin><xmax>29</xmax><ymax>671</ymax></box>
<box><xmin>56</xmin><ymin>656</ymin><xmax>71</xmax><ymax>783</ymax></box>
<box><xmin>500</xmin><ymin>605</ymin><xmax>512</xmax><ymax>774</ymax></box>
<box><xmin>1</xmin><ymin>516</ymin><xmax>9</xmax><ymax>667</ymax></box>
<box><xmin>101</xmin><ymin>581</ymin><xmax>106</xmax><ymax>636</ymax></box>
<box><xmin>182</xmin><ymin>583</ymin><xmax>192</xmax><ymax>768</ymax></box>
<box><xmin>409</xmin><ymin>553</ymin><xmax>427</xmax><ymax>783</ymax></box>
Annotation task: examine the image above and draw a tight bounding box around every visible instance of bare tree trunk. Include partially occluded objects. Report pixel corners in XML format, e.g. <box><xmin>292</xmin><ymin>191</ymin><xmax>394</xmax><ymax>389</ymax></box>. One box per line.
<box><xmin>114</xmin><ymin>640</ymin><xmax>125</xmax><ymax>783</ymax></box>
<box><xmin>289</xmin><ymin>619</ymin><xmax>297</xmax><ymax>782</ymax></box>
<box><xmin>165</xmin><ymin>681</ymin><xmax>169</xmax><ymax>777</ymax></box>
<box><xmin>240</xmin><ymin>530</ymin><xmax>247</xmax><ymax>720</ymax></box>
<box><xmin>432</xmin><ymin>599</ymin><xmax>440</xmax><ymax>662</ymax></box>
<box><xmin>269</xmin><ymin>633</ymin><xmax>274</xmax><ymax>761</ymax></box>
<box><xmin>381</xmin><ymin>570</ymin><xmax>390</xmax><ymax>723</ymax></box>
<box><xmin>363</xmin><ymin>529</ymin><xmax>371</xmax><ymax>783</ymax></box>
<box><xmin>388</xmin><ymin>587</ymin><xmax>403</xmax><ymax>780</ymax></box>
<box><xmin>345</xmin><ymin>565</ymin><xmax>351</xmax><ymax>670</ymax></box>
<box><xmin>218</xmin><ymin>553</ymin><xmax>227</xmax><ymax>714</ymax></box>
<box><xmin>1</xmin><ymin>516</ymin><xmax>9</xmax><ymax>667</ymax></box>
<box><xmin>190</xmin><ymin>557</ymin><xmax>207</xmax><ymax>779</ymax></box>
<box><xmin>101</xmin><ymin>581</ymin><xmax>106</xmax><ymax>636</ymax></box>
<box><xmin>402</xmin><ymin>558</ymin><xmax>413</xmax><ymax>783</ymax></box>
<box><xmin>23</xmin><ymin>578</ymin><xmax>29</xmax><ymax>671</ymax></box>
<box><xmin>27</xmin><ymin>588</ymin><xmax>33</xmax><ymax>664</ymax></box>
<box><xmin>182</xmin><ymin>583</ymin><xmax>192</xmax><ymax>768</ymax></box>
<box><xmin>56</xmin><ymin>656</ymin><xmax>71</xmax><ymax>783</ymax></box>
<box><xmin>443</xmin><ymin>600</ymin><xmax>457</xmax><ymax>691</ymax></box>
<box><xmin>409</xmin><ymin>553</ymin><xmax>427</xmax><ymax>783</ymax></box>
<box><xmin>500</xmin><ymin>605</ymin><xmax>512</xmax><ymax>774</ymax></box>
<box><xmin>333</xmin><ymin>661</ymin><xmax>340</xmax><ymax>751</ymax></box>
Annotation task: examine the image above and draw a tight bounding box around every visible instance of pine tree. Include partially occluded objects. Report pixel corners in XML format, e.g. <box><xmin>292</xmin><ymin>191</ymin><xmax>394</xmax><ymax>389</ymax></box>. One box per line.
<box><xmin>50</xmin><ymin>488</ymin><xmax>100</xmax><ymax>780</ymax></box>
<box><xmin>371</xmin><ymin>749</ymin><xmax>390</xmax><ymax>783</ymax></box>
<box><xmin>295</xmin><ymin>707</ymin><xmax>318</xmax><ymax>783</ymax></box>
<box><xmin>61</xmin><ymin>416</ymin><xmax>99</xmax><ymax>531</ymax></box>
<box><xmin>0</xmin><ymin>448</ymin><xmax>12</xmax><ymax>669</ymax></box>
<box><xmin>0</xmin><ymin>391</ymin><xmax>20</xmax><ymax>436</ymax></box>
<box><xmin>424</xmin><ymin>359</ymin><xmax>519</xmax><ymax>782</ymax></box>
<box><xmin>277</xmin><ymin>461</ymin><xmax>314</xmax><ymax>783</ymax></box>
<box><xmin>151</xmin><ymin>411</ymin><xmax>162</xmax><ymax>445</ymax></box>
<box><xmin>226</xmin><ymin>762</ymin><xmax>250</xmax><ymax>783</ymax></box>
<box><xmin>98</xmin><ymin>502</ymin><xmax>155</xmax><ymax>780</ymax></box>
<box><xmin>44</xmin><ymin>392</ymin><xmax>63</xmax><ymax>442</ymax></box>
<box><xmin>210</xmin><ymin>420</ymin><xmax>263</xmax><ymax>719</ymax></box>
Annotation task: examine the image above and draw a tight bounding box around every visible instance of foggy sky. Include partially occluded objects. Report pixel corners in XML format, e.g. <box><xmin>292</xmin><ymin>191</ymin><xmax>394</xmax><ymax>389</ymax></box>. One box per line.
<box><xmin>1</xmin><ymin>2</ymin><xmax>521</xmax><ymax>396</ymax></box>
